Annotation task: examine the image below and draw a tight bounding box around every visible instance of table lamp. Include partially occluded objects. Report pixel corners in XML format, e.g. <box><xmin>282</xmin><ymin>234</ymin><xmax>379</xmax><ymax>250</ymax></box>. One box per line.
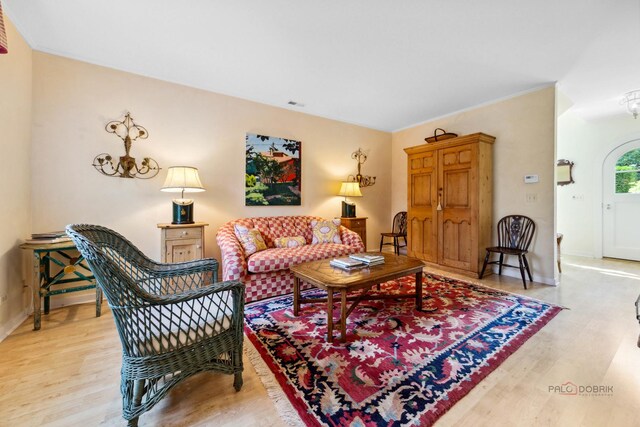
<box><xmin>337</xmin><ymin>181</ymin><xmax>362</xmax><ymax>218</ymax></box>
<box><xmin>161</xmin><ymin>166</ymin><xmax>205</xmax><ymax>224</ymax></box>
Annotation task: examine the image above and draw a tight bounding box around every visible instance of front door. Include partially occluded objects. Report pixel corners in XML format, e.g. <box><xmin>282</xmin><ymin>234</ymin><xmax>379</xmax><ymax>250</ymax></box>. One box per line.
<box><xmin>603</xmin><ymin>140</ymin><xmax>640</xmax><ymax>261</ymax></box>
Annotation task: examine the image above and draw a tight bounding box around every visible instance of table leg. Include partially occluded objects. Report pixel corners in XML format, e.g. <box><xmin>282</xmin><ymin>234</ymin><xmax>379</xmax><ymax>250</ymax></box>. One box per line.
<box><xmin>340</xmin><ymin>290</ymin><xmax>347</xmax><ymax>343</ymax></box>
<box><xmin>43</xmin><ymin>253</ymin><xmax>50</xmax><ymax>315</ymax></box>
<box><xmin>293</xmin><ymin>276</ymin><xmax>300</xmax><ymax>316</ymax></box>
<box><xmin>326</xmin><ymin>290</ymin><xmax>334</xmax><ymax>342</ymax></box>
<box><xmin>415</xmin><ymin>270</ymin><xmax>423</xmax><ymax>311</ymax></box>
<box><xmin>32</xmin><ymin>253</ymin><xmax>41</xmax><ymax>331</ymax></box>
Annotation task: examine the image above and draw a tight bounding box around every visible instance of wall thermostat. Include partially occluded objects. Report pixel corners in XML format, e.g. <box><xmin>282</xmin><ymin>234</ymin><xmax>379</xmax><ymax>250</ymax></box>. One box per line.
<box><xmin>524</xmin><ymin>174</ymin><xmax>539</xmax><ymax>183</ymax></box>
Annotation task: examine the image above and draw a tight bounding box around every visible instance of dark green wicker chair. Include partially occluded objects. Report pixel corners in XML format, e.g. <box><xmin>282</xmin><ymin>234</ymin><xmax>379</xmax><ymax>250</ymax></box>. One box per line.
<box><xmin>66</xmin><ymin>224</ymin><xmax>245</xmax><ymax>426</ymax></box>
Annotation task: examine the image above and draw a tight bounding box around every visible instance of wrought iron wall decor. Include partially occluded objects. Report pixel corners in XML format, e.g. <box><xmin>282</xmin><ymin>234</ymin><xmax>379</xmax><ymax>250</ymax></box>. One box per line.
<box><xmin>348</xmin><ymin>148</ymin><xmax>376</xmax><ymax>188</ymax></box>
<box><xmin>93</xmin><ymin>112</ymin><xmax>160</xmax><ymax>179</ymax></box>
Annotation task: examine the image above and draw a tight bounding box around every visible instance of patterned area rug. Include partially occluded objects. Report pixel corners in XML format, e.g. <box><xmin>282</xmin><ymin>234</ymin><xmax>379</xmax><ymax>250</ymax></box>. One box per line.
<box><xmin>244</xmin><ymin>274</ymin><xmax>562</xmax><ymax>426</ymax></box>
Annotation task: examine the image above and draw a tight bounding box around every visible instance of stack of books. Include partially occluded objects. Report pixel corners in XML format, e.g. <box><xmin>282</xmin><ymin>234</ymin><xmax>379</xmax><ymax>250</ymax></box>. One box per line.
<box><xmin>330</xmin><ymin>254</ymin><xmax>385</xmax><ymax>270</ymax></box>
<box><xmin>330</xmin><ymin>256</ymin><xmax>366</xmax><ymax>270</ymax></box>
<box><xmin>25</xmin><ymin>231</ymin><xmax>72</xmax><ymax>244</ymax></box>
<box><xmin>349</xmin><ymin>253</ymin><xmax>385</xmax><ymax>266</ymax></box>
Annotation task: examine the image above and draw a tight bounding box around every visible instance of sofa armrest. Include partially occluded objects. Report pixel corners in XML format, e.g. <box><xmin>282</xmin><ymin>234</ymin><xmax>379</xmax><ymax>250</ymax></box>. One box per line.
<box><xmin>340</xmin><ymin>226</ymin><xmax>365</xmax><ymax>251</ymax></box>
<box><xmin>216</xmin><ymin>225</ymin><xmax>248</xmax><ymax>281</ymax></box>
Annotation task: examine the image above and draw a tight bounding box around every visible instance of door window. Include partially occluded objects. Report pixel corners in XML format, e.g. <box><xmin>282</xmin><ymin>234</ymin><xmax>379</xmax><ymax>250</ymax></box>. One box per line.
<box><xmin>615</xmin><ymin>148</ymin><xmax>640</xmax><ymax>193</ymax></box>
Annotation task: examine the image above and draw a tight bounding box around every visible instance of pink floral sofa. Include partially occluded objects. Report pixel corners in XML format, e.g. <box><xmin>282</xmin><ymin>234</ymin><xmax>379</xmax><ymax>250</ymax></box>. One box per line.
<box><xmin>216</xmin><ymin>216</ymin><xmax>365</xmax><ymax>302</ymax></box>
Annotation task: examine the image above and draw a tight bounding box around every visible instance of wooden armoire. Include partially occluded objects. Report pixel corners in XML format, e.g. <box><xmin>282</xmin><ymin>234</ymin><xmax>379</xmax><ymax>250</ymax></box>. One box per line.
<box><xmin>404</xmin><ymin>133</ymin><xmax>495</xmax><ymax>277</ymax></box>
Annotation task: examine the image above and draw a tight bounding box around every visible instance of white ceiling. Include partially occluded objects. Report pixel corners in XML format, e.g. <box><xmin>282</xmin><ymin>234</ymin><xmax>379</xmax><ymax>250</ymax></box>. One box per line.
<box><xmin>4</xmin><ymin>0</ymin><xmax>639</xmax><ymax>131</ymax></box>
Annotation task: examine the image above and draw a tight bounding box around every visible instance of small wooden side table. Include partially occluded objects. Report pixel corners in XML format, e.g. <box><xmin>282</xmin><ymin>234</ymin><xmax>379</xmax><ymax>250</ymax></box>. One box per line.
<box><xmin>157</xmin><ymin>222</ymin><xmax>208</xmax><ymax>263</ymax></box>
<box><xmin>340</xmin><ymin>217</ymin><xmax>367</xmax><ymax>249</ymax></box>
<box><xmin>20</xmin><ymin>241</ymin><xmax>102</xmax><ymax>331</ymax></box>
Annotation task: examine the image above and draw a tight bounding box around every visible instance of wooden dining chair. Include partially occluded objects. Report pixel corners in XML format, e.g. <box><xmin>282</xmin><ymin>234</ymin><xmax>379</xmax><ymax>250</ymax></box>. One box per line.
<box><xmin>479</xmin><ymin>215</ymin><xmax>536</xmax><ymax>289</ymax></box>
<box><xmin>379</xmin><ymin>211</ymin><xmax>407</xmax><ymax>255</ymax></box>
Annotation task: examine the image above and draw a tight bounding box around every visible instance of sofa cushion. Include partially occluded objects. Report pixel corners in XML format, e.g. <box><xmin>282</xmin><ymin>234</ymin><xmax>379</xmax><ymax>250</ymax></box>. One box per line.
<box><xmin>311</xmin><ymin>219</ymin><xmax>342</xmax><ymax>244</ymax></box>
<box><xmin>234</xmin><ymin>224</ymin><xmax>267</xmax><ymax>255</ymax></box>
<box><xmin>247</xmin><ymin>243</ymin><xmax>358</xmax><ymax>273</ymax></box>
<box><xmin>273</xmin><ymin>235</ymin><xmax>306</xmax><ymax>249</ymax></box>
<box><xmin>250</xmin><ymin>216</ymin><xmax>312</xmax><ymax>247</ymax></box>
<box><xmin>133</xmin><ymin>291</ymin><xmax>233</xmax><ymax>356</ymax></box>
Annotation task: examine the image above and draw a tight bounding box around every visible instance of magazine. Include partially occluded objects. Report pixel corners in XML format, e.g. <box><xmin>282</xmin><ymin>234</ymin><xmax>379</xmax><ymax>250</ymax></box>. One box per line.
<box><xmin>330</xmin><ymin>260</ymin><xmax>366</xmax><ymax>271</ymax></box>
<box><xmin>331</xmin><ymin>256</ymin><xmax>365</xmax><ymax>268</ymax></box>
<box><xmin>24</xmin><ymin>236</ymin><xmax>72</xmax><ymax>245</ymax></box>
<box><xmin>349</xmin><ymin>253</ymin><xmax>385</xmax><ymax>264</ymax></box>
<box><xmin>25</xmin><ymin>230</ymin><xmax>72</xmax><ymax>245</ymax></box>
<box><xmin>31</xmin><ymin>231</ymin><xmax>67</xmax><ymax>239</ymax></box>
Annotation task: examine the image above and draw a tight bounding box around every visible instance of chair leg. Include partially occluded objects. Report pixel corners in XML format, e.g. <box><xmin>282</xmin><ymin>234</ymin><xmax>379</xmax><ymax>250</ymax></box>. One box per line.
<box><xmin>394</xmin><ymin>237</ymin><xmax>399</xmax><ymax>255</ymax></box>
<box><xmin>522</xmin><ymin>255</ymin><xmax>533</xmax><ymax>282</ymax></box>
<box><xmin>379</xmin><ymin>236</ymin><xmax>384</xmax><ymax>253</ymax></box>
<box><xmin>498</xmin><ymin>253</ymin><xmax>504</xmax><ymax>275</ymax></box>
<box><xmin>479</xmin><ymin>251</ymin><xmax>490</xmax><ymax>279</ymax></box>
<box><xmin>518</xmin><ymin>255</ymin><xmax>527</xmax><ymax>289</ymax></box>
<box><xmin>234</xmin><ymin>371</ymin><xmax>243</xmax><ymax>392</ymax></box>
<box><xmin>127</xmin><ymin>379</ymin><xmax>145</xmax><ymax>427</ymax></box>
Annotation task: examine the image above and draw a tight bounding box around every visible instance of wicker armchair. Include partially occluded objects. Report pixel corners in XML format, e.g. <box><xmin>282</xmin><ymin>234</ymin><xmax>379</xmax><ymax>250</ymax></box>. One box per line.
<box><xmin>66</xmin><ymin>224</ymin><xmax>245</xmax><ymax>426</ymax></box>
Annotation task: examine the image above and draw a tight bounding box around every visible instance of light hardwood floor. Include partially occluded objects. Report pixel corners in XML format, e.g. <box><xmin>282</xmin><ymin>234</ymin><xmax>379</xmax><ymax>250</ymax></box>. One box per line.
<box><xmin>1</xmin><ymin>256</ymin><xmax>639</xmax><ymax>426</ymax></box>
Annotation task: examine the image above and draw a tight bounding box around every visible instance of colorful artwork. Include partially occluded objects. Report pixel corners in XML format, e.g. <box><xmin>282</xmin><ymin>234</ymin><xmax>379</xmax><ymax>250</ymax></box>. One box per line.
<box><xmin>245</xmin><ymin>133</ymin><xmax>301</xmax><ymax>206</ymax></box>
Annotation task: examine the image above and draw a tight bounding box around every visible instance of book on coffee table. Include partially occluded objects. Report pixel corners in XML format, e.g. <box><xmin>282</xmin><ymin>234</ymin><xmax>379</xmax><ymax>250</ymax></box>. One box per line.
<box><xmin>330</xmin><ymin>261</ymin><xmax>367</xmax><ymax>271</ymax></box>
<box><xmin>349</xmin><ymin>253</ymin><xmax>385</xmax><ymax>264</ymax></box>
<box><xmin>330</xmin><ymin>257</ymin><xmax>365</xmax><ymax>269</ymax></box>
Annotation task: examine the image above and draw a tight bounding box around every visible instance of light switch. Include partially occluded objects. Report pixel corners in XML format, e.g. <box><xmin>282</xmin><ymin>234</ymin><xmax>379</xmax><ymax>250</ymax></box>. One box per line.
<box><xmin>524</xmin><ymin>175</ymin><xmax>539</xmax><ymax>183</ymax></box>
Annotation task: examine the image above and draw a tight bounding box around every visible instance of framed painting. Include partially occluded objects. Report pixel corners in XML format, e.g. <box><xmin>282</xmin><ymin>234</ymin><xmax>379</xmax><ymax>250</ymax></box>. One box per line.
<box><xmin>245</xmin><ymin>133</ymin><xmax>301</xmax><ymax>206</ymax></box>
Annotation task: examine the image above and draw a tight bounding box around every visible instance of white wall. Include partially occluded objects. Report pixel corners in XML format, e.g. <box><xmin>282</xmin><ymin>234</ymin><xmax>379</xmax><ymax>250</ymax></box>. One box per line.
<box><xmin>0</xmin><ymin>17</ymin><xmax>32</xmax><ymax>338</ymax></box>
<box><xmin>31</xmin><ymin>53</ymin><xmax>391</xmax><ymax>284</ymax></box>
<box><xmin>557</xmin><ymin>108</ymin><xmax>640</xmax><ymax>257</ymax></box>
<box><xmin>391</xmin><ymin>87</ymin><xmax>557</xmax><ymax>285</ymax></box>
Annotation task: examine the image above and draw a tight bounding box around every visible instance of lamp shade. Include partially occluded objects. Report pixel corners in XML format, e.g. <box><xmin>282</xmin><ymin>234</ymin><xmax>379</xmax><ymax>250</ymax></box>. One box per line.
<box><xmin>161</xmin><ymin>166</ymin><xmax>205</xmax><ymax>193</ymax></box>
<box><xmin>337</xmin><ymin>182</ymin><xmax>362</xmax><ymax>197</ymax></box>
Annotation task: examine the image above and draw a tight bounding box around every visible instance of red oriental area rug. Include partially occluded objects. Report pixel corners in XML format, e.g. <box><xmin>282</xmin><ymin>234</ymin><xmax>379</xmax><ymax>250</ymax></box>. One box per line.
<box><xmin>244</xmin><ymin>274</ymin><xmax>562</xmax><ymax>426</ymax></box>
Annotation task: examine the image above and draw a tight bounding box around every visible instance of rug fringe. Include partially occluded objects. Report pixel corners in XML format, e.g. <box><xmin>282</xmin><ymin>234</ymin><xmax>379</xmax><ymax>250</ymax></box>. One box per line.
<box><xmin>244</xmin><ymin>337</ymin><xmax>305</xmax><ymax>427</ymax></box>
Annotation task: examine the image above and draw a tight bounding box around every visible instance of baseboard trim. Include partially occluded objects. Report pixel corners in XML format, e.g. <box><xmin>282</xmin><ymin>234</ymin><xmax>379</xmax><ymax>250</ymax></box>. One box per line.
<box><xmin>46</xmin><ymin>292</ymin><xmax>96</xmax><ymax>311</ymax></box>
<box><xmin>493</xmin><ymin>267</ymin><xmax>556</xmax><ymax>286</ymax></box>
<box><xmin>0</xmin><ymin>309</ymin><xmax>29</xmax><ymax>342</ymax></box>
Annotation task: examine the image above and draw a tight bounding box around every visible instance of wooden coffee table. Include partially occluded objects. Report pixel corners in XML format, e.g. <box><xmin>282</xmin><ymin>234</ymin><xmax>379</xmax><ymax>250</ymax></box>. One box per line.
<box><xmin>290</xmin><ymin>252</ymin><xmax>424</xmax><ymax>343</ymax></box>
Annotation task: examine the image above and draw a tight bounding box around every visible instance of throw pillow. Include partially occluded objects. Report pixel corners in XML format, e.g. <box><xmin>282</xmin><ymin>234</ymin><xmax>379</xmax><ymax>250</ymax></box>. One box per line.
<box><xmin>311</xmin><ymin>219</ymin><xmax>342</xmax><ymax>244</ymax></box>
<box><xmin>234</xmin><ymin>224</ymin><xmax>267</xmax><ymax>255</ymax></box>
<box><xmin>273</xmin><ymin>235</ymin><xmax>307</xmax><ymax>249</ymax></box>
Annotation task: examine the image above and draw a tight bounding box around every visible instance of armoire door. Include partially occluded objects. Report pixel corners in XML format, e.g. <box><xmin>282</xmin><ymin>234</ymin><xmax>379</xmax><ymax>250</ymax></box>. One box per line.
<box><xmin>407</xmin><ymin>150</ymin><xmax>438</xmax><ymax>262</ymax></box>
<box><xmin>438</xmin><ymin>143</ymin><xmax>477</xmax><ymax>270</ymax></box>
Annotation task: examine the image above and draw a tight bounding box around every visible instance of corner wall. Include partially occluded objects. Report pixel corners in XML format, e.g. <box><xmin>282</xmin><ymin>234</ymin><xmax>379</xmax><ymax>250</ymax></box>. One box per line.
<box><xmin>31</xmin><ymin>52</ymin><xmax>392</xmax><ymax>305</ymax></box>
<box><xmin>391</xmin><ymin>87</ymin><xmax>557</xmax><ymax>284</ymax></box>
<box><xmin>557</xmin><ymin>110</ymin><xmax>640</xmax><ymax>257</ymax></box>
<box><xmin>0</xmin><ymin>17</ymin><xmax>32</xmax><ymax>338</ymax></box>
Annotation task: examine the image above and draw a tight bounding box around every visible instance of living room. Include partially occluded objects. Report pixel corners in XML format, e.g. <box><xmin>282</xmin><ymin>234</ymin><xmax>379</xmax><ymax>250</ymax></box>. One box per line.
<box><xmin>1</xmin><ymin>2</ymin><xmax>639</xmax><ymax>426</ymax></box>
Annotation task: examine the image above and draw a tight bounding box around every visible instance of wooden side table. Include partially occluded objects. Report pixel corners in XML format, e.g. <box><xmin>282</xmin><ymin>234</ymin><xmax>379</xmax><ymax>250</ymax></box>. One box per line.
<box><xmin>20</xmin><ymin>241</ymin><xmax>101</xmax><ymax>330</ymax></box>
<box><xmin>157</xmin><ymin>222</ymin><xmax>208</xmax><ymax>263</ymax></box>
<box><xmin>340</xmin><ymin>217</ymin><xmax>367</xmax><ymax>249</ymax></box>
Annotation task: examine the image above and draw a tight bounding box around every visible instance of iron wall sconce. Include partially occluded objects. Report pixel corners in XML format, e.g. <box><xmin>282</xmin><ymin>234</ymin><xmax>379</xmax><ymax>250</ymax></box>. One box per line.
<box><xmin>93</xmin><ymin>112</ymin><xmax>160</xmax><ymax>179</ymax></box>
<box><xmin>348</xmin><ymin>148</ymin><xmax>376</xmax><ymax>188</ymax></box>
